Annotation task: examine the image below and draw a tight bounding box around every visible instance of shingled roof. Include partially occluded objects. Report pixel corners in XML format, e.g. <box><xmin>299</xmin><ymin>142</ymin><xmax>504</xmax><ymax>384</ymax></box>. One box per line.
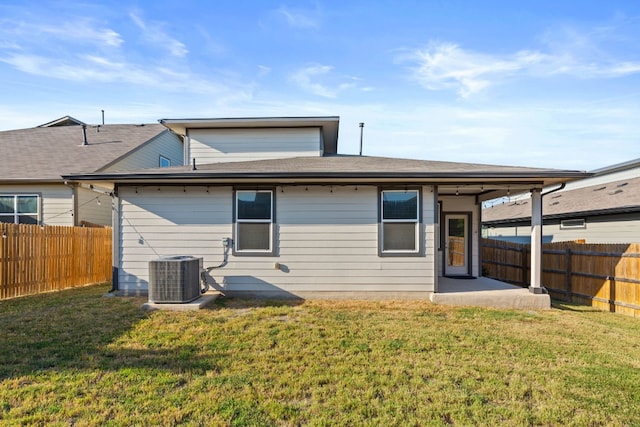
<box><xmin>483</xmin><ymin>176</ymin><xmax>640</xmax><ymax>223</ymax></box>
<box><xmin>64</xmin><ymin>154</ymin><xmax>587</xmax><ymax>186</ymax></box>
<box><xmin>0</xmin><ymin>123</ymin><xmax>170</xmax><ymax>182</ymax></box>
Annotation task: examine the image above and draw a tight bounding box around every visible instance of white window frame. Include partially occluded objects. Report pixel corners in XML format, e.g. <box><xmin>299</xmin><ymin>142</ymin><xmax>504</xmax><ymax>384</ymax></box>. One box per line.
<box><xmin>234</xmin><ymin>190</ymin><xmax>274</xmax><ymax>255</ymax></box>
<box><xmin>380</xmin><ymin>189</ymin><xmax>420</xmax><ymax>255</ymax></box>
<box><xmin>0</xmin><ymin>194</ymin><xmax>39</xmax><ymax>224</ymax></box>
<box><xmin>560</xmin><ymin>218</ymin><xmax>586</xmax><ymax>229</ymax></box>
<box><xmin>159</xmin><ymin>155</ymin><xmax>171</xmax><ymax>168</ymax></box>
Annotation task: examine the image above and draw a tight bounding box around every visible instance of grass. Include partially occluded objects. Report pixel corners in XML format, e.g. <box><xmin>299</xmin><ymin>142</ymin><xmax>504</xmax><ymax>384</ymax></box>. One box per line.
<box><xmin>1</xmin><ymin>285</ymin><xmax>640</xmax><ymax>426</ymax></box>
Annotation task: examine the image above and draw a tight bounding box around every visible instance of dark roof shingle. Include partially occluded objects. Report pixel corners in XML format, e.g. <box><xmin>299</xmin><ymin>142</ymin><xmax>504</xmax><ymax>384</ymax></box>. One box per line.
<box><xmin>0</xmin><ymin>124</ymin><xmax>168</xmax><ymax>181</ymax></box>
<box><xmin>483</xmin><ymin>176</ymin><xmax>640</xmax><ymax>223</ymax></box>
<box><xmin>64</xmin><ymin>154</ymin><xmax>587</xmax><ymax>184</ymax></box>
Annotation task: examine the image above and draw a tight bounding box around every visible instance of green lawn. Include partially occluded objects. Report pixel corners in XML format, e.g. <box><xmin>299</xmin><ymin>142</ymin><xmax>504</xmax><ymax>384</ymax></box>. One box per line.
<box><xmin>1</xmin><ymin>284</ymin><xmax>639</xmax><ymax>426</ymax></box>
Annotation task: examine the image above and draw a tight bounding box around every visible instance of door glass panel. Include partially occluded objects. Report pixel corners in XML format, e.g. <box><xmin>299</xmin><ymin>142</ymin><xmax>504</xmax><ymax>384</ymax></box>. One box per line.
<box><xmin>447</xmin><ymin>218</ymin><xmax>466</xmax><ymax>267</ymax></box>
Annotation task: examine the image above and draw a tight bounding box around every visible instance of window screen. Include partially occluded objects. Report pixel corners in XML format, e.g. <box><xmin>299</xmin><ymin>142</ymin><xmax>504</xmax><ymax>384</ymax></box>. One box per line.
<box><xmin>235</xmin><ymin>190</ymin><xmax>273</xmax><ymax>253</ymax></box>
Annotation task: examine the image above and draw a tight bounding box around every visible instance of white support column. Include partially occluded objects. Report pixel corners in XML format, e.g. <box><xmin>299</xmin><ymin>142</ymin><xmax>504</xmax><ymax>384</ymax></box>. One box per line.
<box><xmin>111</xmin><ymin>187</ymin><xmax>120</xmax><ymax>292</ymax></box>
<box><xmin>530</xmin><ymin>188</ymin><xmax>544</xmax><ymax>293</ymax></box>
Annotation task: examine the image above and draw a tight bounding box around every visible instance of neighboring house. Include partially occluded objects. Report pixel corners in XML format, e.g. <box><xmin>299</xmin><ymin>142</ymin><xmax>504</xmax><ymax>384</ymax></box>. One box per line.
<box><xmin>483</xmin><ymin>158</ymin><xmax>640</xmax><ymax>244</ymax></box>
<box><xmin>0</xmin><ymin>118</ymin><xmax>183</xmax><ymax>226</ymax></box>
<box><xmin>64</xmin><ymin>116</ymin><xmax>587</xmax><ymax>298</ymax></box>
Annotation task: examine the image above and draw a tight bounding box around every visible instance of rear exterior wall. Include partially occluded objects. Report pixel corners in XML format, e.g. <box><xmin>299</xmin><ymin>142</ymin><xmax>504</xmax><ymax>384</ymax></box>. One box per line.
<box><xmin>116</xmin><ymin>185</ymin><xmax>436</xmax><ymax>297</ymax></box>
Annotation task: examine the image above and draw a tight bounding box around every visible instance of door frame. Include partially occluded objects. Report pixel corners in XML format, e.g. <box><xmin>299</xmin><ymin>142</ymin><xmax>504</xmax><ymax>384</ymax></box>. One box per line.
<box><xmin>441</xmin><ymin>211</ymin><xmax>473</xmax><ymax>277</ymax></box>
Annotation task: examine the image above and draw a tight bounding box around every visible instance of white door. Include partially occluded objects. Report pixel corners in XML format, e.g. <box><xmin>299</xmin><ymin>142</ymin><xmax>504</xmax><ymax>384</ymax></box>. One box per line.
<box><xmin>444</xmin><ymin>214</ymin><xmax>469</xmax><ymax>276</ymax></box>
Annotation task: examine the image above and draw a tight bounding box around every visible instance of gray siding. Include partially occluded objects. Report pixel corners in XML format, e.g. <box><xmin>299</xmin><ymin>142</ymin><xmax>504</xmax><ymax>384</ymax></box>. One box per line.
<box><xmin>0</xmin><ymin>183</ymin><xmax>73</xmax><ymax>226</ymax></box>
<box><xmin>103</xmin><ymin>131</ymin><xmax>183</xmax><ymax>172</ymax></box>
<box><xmin>77</xmin><ymin>187</ymin><xmax>111</xmax><ymax>226</ymax></box>
<box><xmin>486</xmin><ymin>213</ymin><xmax>640</xmax><ymax>244</ymax></box>
<box><xmin>188</xmin><ymin>128</ymin><xmax>322</xmax><ymax>164</ymax></box>
<box><xmin>117</xmin><ymin>185</ymin><xmax>435</xmax><ymax>296</ymax></box>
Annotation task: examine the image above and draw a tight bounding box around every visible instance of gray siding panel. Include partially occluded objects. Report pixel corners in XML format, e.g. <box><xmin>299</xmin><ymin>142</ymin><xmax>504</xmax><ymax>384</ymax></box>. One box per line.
<box><xmin>77</xmin><ymin>186</ymin><xmax>111</xmax><ymax>225</ymax></box>
<box><xmin>118</xmin><ymin>185</ymin><xmax>435</xmax><ymax>295</ymax></box>
<box><xmin>485</xmin><ymin>213</ymin><xmax>640</xmax><ymax>244</ymax></box>
<box><xmin>104</xmin><ymin>131</ymin><xmax>183</xmax><ymax>172</ymax></box>
<box><xmin>189</xmin><ymin>128</ymin><xmax>321</xmax><ymax>164</ymax></box>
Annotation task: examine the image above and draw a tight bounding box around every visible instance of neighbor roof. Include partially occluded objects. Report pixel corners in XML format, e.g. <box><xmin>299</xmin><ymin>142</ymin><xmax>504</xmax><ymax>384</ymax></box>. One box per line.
<box><xmin>64</xmin><ymin>154</ymin><xmax>588</xmax><ymax>187</ymax></box>
<box><xmin>483</xmin><ymin>176</ymin><xmax>640</xmax><ymax>224</ymax></box>
<box><xmin>0</xmin><ymin>123</ymin><xmax>170</xmax><ymax>182</ymax></box>
<box><xmin>37</xmin><ymin>115</ymin><xmax>86</xmax><ymax>127</ymax></box>
<box><xmin>159</xmin><ymin>116</ymin><xmax>340</xmax><ymax>155</ymax></box>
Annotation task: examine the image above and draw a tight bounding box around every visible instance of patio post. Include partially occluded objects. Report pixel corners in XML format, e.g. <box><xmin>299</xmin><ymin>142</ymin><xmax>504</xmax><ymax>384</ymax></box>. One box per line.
<box><xmin>529</xmin><ymin>188</ymin><xmax>544</xmax><ymax>293</ymax></box>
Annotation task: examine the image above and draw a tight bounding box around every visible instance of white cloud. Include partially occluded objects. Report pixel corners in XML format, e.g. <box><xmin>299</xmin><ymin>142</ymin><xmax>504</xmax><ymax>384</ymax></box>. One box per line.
<box><xmin>402</xmin><ymin>42</ymin><xmax>547</xmax><ymax>97</ymax></box>
<box><xmin>276</xmin><ymin>5</ymin><xmax>320</xmax><ymax>29</ymax></box>
<box><xmin>129</xmin><ymin>11</ymin><xmax>188</xmax><ymax>57</ymax></box>
<box><xmin>0</xmin><ymin>52</ymin><xmax>253</xmax><ymax>100</ymax></box>
<box><xmin>403</xmin><ymin>34</ymin><xmax>640</xmax><ymax>97</ymax></box>
<box><xmin>257</xmin><ymin>65</ymin><xmax>271</xmax><ymax>77</ymax></box>
<box><xmin>290</xmin><ymin>64</ymin><xmax>358</xmax><ymax>98</ymax></box>
<box><xmin>0</xmin><ymin>18</ymin><xmax>122</xmax><ymax>48</ymax></box>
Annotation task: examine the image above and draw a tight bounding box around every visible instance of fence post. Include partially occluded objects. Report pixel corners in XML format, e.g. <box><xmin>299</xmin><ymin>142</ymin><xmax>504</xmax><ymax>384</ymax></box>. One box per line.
<box><xmin>564</xmin><ymin>249</ymin><xmax>572</xmax><ymax>302</ymax></box>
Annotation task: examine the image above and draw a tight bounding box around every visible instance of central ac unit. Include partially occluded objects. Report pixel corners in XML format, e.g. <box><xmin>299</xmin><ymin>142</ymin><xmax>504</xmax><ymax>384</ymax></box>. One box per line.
<box><xmin>148</xmin><ymin>256</ymin><xmax>202</xmax><ymax>303</ymax></box>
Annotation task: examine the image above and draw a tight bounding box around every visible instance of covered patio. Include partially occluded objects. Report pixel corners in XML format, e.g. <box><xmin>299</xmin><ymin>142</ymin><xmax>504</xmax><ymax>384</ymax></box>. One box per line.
<box><xmin>430</xmin><ymin>276</ymin><xmax>551</xmax><ymax>310</ymax></box>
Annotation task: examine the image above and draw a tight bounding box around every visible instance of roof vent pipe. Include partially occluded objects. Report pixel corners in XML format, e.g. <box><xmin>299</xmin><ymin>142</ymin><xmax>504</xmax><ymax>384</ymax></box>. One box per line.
<box><xmin>192</xmin><ymin>158</ymin><xmax>197</xmax><ymax>170</ymax></box>
<box><xmin>101</xmin><ymin>109</ymin><xmax>105</xmax><ymax>125</ymax></box>
<box><xmin>359</xmin><ymin>122</ymin><xmax>364</xmax><ymax>156</ymax></box>
<box><xmin>82</xmin><ymin>125</ymin><xmax>88</xmax><ymax>146</ymax></box>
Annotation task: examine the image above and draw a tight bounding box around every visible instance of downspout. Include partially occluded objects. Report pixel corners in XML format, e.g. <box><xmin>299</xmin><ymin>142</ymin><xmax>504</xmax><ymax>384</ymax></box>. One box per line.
<box><xmin>63</xmin><ymin>181</ymin><xmax>79</xmax><ymax>226</ymax></box>
<box><xmin>541</xmin><ymin>183</ymin><xmax>566</xmax><ymax>198</ymax></box>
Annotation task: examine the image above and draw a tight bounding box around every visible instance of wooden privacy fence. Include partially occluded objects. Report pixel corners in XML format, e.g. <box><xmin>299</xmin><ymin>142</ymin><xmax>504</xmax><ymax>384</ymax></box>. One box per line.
<box><xmin>482</xmin><ymin>238</ymin><xmax>640</xmax><ymax>316</ymax></box>
<box><xmin>0</xmin><ymin>223</ymin><xmax>112</xmax><ymax>300</ymax></box>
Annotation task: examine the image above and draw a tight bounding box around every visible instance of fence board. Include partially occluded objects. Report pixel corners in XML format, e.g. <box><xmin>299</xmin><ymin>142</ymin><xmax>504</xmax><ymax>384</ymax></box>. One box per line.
<box><xmin>482</xmin><ymin>238</ymin><xmax>640</xmax><ymax>317</ymax></box>
<box><xmin>0</xmin><ymin>223</ymin><xmax>112</xmax><ymax>300</ymax></box>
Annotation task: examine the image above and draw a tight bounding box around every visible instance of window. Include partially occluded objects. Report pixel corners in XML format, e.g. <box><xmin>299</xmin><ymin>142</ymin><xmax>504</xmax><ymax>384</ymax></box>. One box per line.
<box><xmin>159</xmin><ymin>156</ymin><xmax>171</xmax><ymax>168</ymax></box>
<box><xmin>380</xmin><ymin>189</ymin><xmax>420</xmax><ymax>254</ymax></box>
<box><xmin>234</xmin><ymin>190</ymin><xmax>274</xmax><ymax>254</ymax></box>
<box><xmin>560</xmin><ymin>218</ymin><xmax>585</xmax><ymax>229</ymax></box>
<box><xmin>0</xmin><ymin>195</ymin><xmax>39</xmax><ymax>224</ymax></box>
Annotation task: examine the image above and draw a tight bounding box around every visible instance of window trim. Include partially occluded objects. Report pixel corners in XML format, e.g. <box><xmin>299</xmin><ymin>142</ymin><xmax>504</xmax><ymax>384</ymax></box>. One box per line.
<box><xmin>0</xmin><ymin>193</ymin><xmax>40</xmax><ymax>225</ymax></box>
<box><xmin>378</xmin><ymin>187</ymin><xmax>423</xmax><ymax>257</ymax></box>
<box><xmin>159</xmin><ymin>155</ymin><xmax>171</xmax><ymax>168</ymax></box>
<box><xmin>560</xmin><ymin>218</ymin><xmax>586</xmax><ymax>229</ymax></box>
<box><xmin>232</xmin><ymin>189</ymin><xmax>276</xmax><ymax>256</ymax></box>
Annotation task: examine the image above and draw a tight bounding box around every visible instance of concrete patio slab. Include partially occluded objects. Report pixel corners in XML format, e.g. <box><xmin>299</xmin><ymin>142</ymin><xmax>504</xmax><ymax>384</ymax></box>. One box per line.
<box><xmin>430</xmin><ymin>277</ymin><xmax>551</xmax><ymax>310</ymax></box>
<box><xmin>142</xmin><ymin>291</ymin><xmax>220</xmax><ymax>311</ymax></box>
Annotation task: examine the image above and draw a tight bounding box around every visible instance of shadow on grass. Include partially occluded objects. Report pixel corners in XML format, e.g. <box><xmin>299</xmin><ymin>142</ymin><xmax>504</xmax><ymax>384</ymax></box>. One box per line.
<box><xmin>209</xmin><ymin>295</ymin><xmax>305</xmax><ymax>310</ymax></box>
<box><xmin>0</xmin><ymin>284</ymin><xmax>221</xmax><ymax>380</ymax></box>
<box><xmin>551</xmin><ymin>300</ymin><xmax>604</xmax><ymax>312</ymax></box>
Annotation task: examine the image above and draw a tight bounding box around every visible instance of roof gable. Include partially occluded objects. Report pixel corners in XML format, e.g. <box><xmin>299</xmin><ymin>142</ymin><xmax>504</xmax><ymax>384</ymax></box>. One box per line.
<box><xmin>37</xmin><ymin>115</ymin><xmax>86</xmax><ymax>127</ymax></box>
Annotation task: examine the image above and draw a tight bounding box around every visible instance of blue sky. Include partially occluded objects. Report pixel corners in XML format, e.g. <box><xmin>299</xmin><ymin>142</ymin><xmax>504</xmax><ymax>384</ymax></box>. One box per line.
<box><xmin>1</xmin><ymin>1</ymin><xmax>639</xmax><ymax>171</ymax></box>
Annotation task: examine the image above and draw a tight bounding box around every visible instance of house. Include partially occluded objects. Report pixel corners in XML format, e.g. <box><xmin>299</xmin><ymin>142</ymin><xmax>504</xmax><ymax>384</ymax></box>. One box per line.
<box><xmin>63</xmin><ymin>116</ymin><xmax>588</xmax><ymax>301</ymax></box>
<box><xmin>0</xmin><ymin>118</ymin><xmax>183</xmax><ymax>226</ymax></box>
<box><xmin>483</xmin><ymin>158</ymin><xmax>640</xmax><ymax>244</ymax></box>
